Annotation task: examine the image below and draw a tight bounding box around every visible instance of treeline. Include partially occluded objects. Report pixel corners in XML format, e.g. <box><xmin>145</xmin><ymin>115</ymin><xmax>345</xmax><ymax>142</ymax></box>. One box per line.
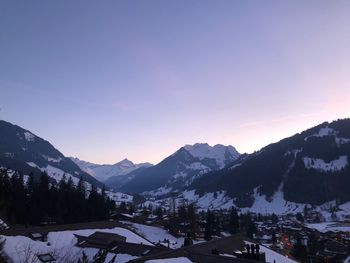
<box><xmin>0</xmin><ymin>169</ymin><xmax>115</xmax><ymax>225</ymax></box>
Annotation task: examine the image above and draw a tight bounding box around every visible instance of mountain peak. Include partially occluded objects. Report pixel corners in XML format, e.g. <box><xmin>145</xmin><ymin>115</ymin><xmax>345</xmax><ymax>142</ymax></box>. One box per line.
<box><xmin>115</xmin><ymin>158</ymin><xmax>134</xmax><ymax>166</ymax></box>
<box><xmin>183</xmin><ymin>143</ymin><xmax>240</xmax><ymax>168</ymax></box>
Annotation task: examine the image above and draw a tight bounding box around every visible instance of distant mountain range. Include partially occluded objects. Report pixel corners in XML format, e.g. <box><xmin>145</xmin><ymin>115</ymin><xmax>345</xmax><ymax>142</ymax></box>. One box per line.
<box><xmin>114</xmin><ymin>143</ymin><xmax>240</xmax><ymax>194</ymax></box>
<box><xmin>1</xmin><ymin>118</ymin><xmax>350</xmax><ymax>214</ymax></box>
<box><xmin>0</xmin><ymin>120</ymin><xmax>102</xmax><ymax>187</ymax></box>
<box><xmin>70</xmin><ymin>157</ymin><xmax>153</xmax><ymax>182</ymax></box>
<box><xmin>185</xmin><ymin>118</ymin><xmax>350</xmax><ymax>213</ymax></box>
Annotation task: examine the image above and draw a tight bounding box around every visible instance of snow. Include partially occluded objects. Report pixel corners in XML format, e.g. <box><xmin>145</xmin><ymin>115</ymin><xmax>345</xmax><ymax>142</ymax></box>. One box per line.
<box><xmin>173</xmin><ymin>171</ymin><xmax>187</xmax><ymax>179</ymax></box>
<box><xmin>44</xmin><ymin>165</ymin><xmax>80</xmax><ymax>185</ymax></box>
<box><xmin>0</xmin><ymin>218</ymin><xmax>8</xmax><ymax>230</ymax></box>
<box><xmin>196</xmin><ymin>192</ymin><xmax>234</xmax><ymax>211</ymax></box>
<box><xmin>242</xmin><ymin>187</ymin><xmax>304</xmax><ymax>215</ymax></box>
<box><xmin>26</xmin><ymin>162</ymin><xmax>38</xmax><ymax>168</ymax></box>
<box><xmin>186</xmin><ymin>162</ymin><xmax>210</xmax><ymax>171</ymax></box>
<box><xmin>306</xmin><ymin>222</ymin><xmax>350</xmax><ymax>233</ymax></box>
<box><xmin>123</xmin><ymin>222</ymin><xmax>184</xmax><ymax>249</ymax></box>
<box><xmin>229</xmin><ymin>163</ymin><xmax>242</xmax><ymax>170</ymax></box>
<box><xmin>106</xmin><ymin>191</ymin><xmax>133</xmax><ymax>204</ymax></box>
<box><xmin>145</xmin><ymin>257</ymin><xmax>193</xmax><ymax>263</ymax></box>
<box><xmin>41</xmin><ymin>154</ymin><xmax>62</xmax><ymax>163</ymax></box>
<box><xmin>143</xmin><ymin>190</ymin><xmax>235</xmax><ymax>212</ymax></box>
<box><xmin>305</xmin><ymin>126</ymin><xmax>350</xmax><ymax>147</ymax></box>
<box><xmin>26</xmin><ymin>162</ymin><xmax>133</xmax><ymax>205</ymax></box>
<box><xmin>145</xmin><ymin>186</ymin><xmax>173</xmax><ymax>197</ymax></box>
<box><xmin>1</xmin><ymin>227</ymin><xmax>150</xmax><ymax>263</ymax></box>
<box><xmin>245</xmin><ymin>241</ymin><xmax>296</xmax><ymax>263</ymax></box>
<box><xmin>71</xmin><ymin>157</ymin><xmax>153</xmax><ymax>182</ymax></box>
<box><xmin>23</xmin><ymin>131</ymin><xmax>35</xmax><ymax>142</ymax></box>
<box><xmin>303</xmin><ymin>156</ymin><xmax>348</xmax><ymax>172</ymax></box>
<box><xmin>305</xmin><ymin>127</ymin><xmax>337</xmax><ymax>141</ymax></box>
<box><xmin>4</xmin><ymin>152</ymin><xmax>14</xmax><ymax>158</ymax></box>
<box><xmin>183</xmin><ymin>143</ymin><xmax>239</xmax><ymax>168</ymax></box>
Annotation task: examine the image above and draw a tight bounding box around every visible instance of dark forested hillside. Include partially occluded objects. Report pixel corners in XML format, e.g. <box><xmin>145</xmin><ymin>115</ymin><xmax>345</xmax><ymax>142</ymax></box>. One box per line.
<box><xmin>0</xmin><ymin>120</ymin><xmax>103</xmax><ymax>187</ymax></box>
<box><xmin>0</xmin><ymin>168</ymin><xmax>115</xmax><ymax>225</ymax></box>
<box><xmin>191</xmin><ymin>119</ymin><xmax>350</xmax><ymax>206</ymax></box>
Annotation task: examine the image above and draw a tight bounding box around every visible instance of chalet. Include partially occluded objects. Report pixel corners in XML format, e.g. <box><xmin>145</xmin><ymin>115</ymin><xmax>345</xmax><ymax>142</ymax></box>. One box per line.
<box><xmin>129</xmin><ymin>234</ymin><xmax>267</xmax><ymax>263</ymax></box>
<box><xmin>75</xmin><ymin>231</ymin><xmax>126</xmax><ymax>249</ymax></box>
<box><xmin>37</xmin><ymin>253</ymin><xmax>56</xmax><ymax>263</ymax></box>
<box><xmin>29</xmin><ymin>232</ymin><xmax>47</xmax><ymax>242</ymax></box>
<box><xmin>323</xmin><ymin>239</ymin><xmax>348</xmax><ymax>256</ymax></box>
<box><xmin>74</xmin><ymin>230</ymin><xmax>171</xmax><ymax>257</ymax></box>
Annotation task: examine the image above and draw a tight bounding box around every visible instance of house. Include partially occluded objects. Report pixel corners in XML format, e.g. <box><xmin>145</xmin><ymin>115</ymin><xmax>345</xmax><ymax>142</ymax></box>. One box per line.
<box><xmin>75</xmin><ymin>231</ymin><xmax>127</xmax><ymax>249</ymax></box>
<box><xmin>37</xmin><ymin>253</ymin><xmax>55</xmax><ymax>263</ymax></box>
<box><xmin>74</xmin><ymin>231</ymin><xmax>171</xmax><ymax>258</ymax></box>
<box><xmin>29</xmin><ymin>232</ymin><xmax>47</xmax><ymax>242</ymax></box>
<box><xmin>129</xmin><ymin>234</ymin><xmax>267</xmax><ymax>263</ymax></box>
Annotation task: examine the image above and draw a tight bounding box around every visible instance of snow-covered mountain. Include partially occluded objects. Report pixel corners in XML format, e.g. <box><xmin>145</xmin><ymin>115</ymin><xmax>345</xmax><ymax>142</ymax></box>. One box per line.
<box><xmin>116</xmin><ymin>143</ymin><xmax>240</xmax><ymax>194</ymax></box>
<box><xmin>70</xmin><ymin>157</ymin><xmax>153</xmax><ymax>182</ymax></box>
<box><xmin>188</xmin><ymin>119</ymin><xmax>350</xmax><ymax>212</ymax></box>
<box><xmin>183</xmin><ymin>143</ymin><xmax>240</xmax><ymax>169</ymax></box>
<box><xmin>0</xmin><ymin>120</ymin><xmax>103</xmax><ymax>187</ymax></box>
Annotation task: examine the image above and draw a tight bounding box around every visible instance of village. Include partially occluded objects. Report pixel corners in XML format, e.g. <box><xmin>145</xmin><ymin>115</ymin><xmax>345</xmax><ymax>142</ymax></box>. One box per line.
<box><xmin>1</xmin><ymin>198</ymin><xmax>350</xmax><ymax>263</ymax></box>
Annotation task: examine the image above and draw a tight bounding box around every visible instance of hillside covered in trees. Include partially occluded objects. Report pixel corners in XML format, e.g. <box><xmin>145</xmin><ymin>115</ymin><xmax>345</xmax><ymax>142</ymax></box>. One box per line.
<box><xmin>0</xmin><ymin>168</ymin><xmax>115</xmax><ymax>225</ymax></box>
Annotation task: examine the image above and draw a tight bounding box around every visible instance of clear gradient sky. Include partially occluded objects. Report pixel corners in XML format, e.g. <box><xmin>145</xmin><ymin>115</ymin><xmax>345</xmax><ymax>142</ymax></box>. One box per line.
<box><xmin>1</xmin><ymin>1</ymin><xmax>349</xmax><ymax>164</ymax></box>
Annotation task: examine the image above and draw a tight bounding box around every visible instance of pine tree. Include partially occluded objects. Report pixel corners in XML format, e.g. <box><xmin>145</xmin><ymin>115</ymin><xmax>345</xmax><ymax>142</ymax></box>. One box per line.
<box><xmin>204</xmin><ymin>210</ymin><xmax>213</xmax><ymax>240</ymax></box>
<box><xmin>292</xmin><ymin>234</ymin><xmax>307</xmax><ymax>262</ymax></box>
<box><xmin>229</xmin><ymin>208</ymin><xmax>239</xmax><ymax>234</ymax></box>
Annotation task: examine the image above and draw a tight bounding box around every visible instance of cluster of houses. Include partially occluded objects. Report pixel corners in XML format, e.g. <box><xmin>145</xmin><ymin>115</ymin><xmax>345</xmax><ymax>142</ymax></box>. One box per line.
<box><xmin>252</xmin><ymin>213</ymin><xmax>350</xmax><ymax>263</ymax></box>
<box><xmin>0</xmin><ymin>220</ymin><xmax>269</xmax><ymax>263</ymax></box>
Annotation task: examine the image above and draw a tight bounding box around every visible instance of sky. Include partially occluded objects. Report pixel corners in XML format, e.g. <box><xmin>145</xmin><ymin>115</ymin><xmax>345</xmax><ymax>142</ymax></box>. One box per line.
<box><xmin>1</xmin><ymin>1</ymin><xmax>350</xmax><ymax>165</ymax></box>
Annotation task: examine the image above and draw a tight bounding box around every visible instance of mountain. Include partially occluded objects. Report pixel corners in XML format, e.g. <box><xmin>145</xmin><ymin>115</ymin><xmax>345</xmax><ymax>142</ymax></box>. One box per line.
<box><xmin>190</xmin><ymin>118</ymin><xmax>350</xmax><ymax>209</ymax></box>
<box><xmin>117</xmin><ymin>143</ymin><xmax>240</xmax><ymax>194</ymax></box>
<box><xmin>70</xmin><ymin>157</ymin><xmax>153</xmax><ymax>182</ymax></box>
<box><xmin>0</xmin><ymin>120</ymin><xmax>103</xmax><ymax>187</ymax></box>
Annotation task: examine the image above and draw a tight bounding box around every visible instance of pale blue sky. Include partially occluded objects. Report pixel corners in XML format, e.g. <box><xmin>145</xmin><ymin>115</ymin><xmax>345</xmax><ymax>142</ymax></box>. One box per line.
<box><xmin>1</xmin><ymin>1</ymin><xmax>350</xmax><ymax>164</ymax></box>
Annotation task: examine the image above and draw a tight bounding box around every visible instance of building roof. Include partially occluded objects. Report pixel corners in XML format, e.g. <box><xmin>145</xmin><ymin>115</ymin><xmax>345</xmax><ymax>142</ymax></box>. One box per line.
<box><xmin>129</xmin><ymin>235</ymin><xmax>263</xmax><ymax>263</ymax></box>
<box><xmin>75</xmin><ymin>231</ymin><xmax>126</xmax><ymax>248</ymax></box>
<box><xmin>37</xmin><ymin>253</ymin><xmax>55</xmax><ymax>262</ymax></box>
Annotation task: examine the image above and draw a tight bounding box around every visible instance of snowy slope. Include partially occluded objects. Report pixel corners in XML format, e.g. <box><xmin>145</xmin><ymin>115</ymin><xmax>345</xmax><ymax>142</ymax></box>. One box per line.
<box><xmin>184</xmin><ymin>143</ymin><xmax>240</xmax><ymax>169</ymax></box>
<box><xmin>123</xmin><ymin>222</ymin><xmax>184</xmax><ymax>249</ymax></box>
<box><xmin>245</xmin><ymin>241</ymin><xmax>296</xmax><ymax>263</ymax></box>
<box><xmin>1</xmin><ymin>227</ymin><xmax>149</xmax><ymax>263</ymax></box>
<box><xmin>71</xmin><ymin>157</ymin><xmax>153</xmax><ymax>182</ymax></box>
<box><xmin>121</xmin><ymin>143</ymin><xmax>240</xmax><ymax>194</ymax></box>
<box><xmin>0</xmin><ymin>120</ymin><xmax>102</xmax><ymax>188</ymax></box>
<box><xmin>145</xmin><ymin>258</ymin><xmax>193</xmax><ymax>263</ymax></box>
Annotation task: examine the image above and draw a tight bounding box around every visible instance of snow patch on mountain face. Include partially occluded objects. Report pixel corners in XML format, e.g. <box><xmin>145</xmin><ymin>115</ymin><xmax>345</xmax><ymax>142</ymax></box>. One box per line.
<box><xmin>26</xmin><ymin>162</ymin><xmax>132</xmax><ymax>205</ymax></box>
<box><xmin>41</xmin><ymin>154</ymin><xmax>62</xmax><ymax>163</ymax></box>
<box><xmin>107</xmin><ymin>191</ymin><xmax>133</xmax><ymax>204</ymax></box>
<box><xmin>144</xmin><ymin>186</ymin><xmax>173</xmax><ymax>197</ymax></box>
<box><xmin>305</xmin><ymin>126</ymin><xmax>350</xmax><ymax>146</ymax></box>
<box><xmin>335</xmin><ymin>137</ymin><xmax>350</xmax><ymax>145</ymax></box>
<box><xmin>241</xmin><ymin>187</ymin><xmax>304</xmax><ymax>215</ymax></box>
<box><xmin>303</xmin><ymin>156</ymin><xmax>348</xmax><ymax>172</ymax></box>
<box><xmin>23</xmin><ymin>131</ymin><xmax>35</xmax><ymax>142</ymax></box>
<box><xmin>183</xmin><ymin>143</ymin><xmax>239</xmax><ymax>168</ymax></box>
<box><xmin>4</xmin><ymin>152</ymin><xmax>14</xmax><ymax>158</ymax></box>
<box><xmin>185</xmin><ymin>162</ymin><xmax>210</xmax><ymax>171</ymax></box>
<box><xmin>26</xmin><ymin>162</ymin><xmax>79</xmax><ymax>185</ymax></box>
<box><xmin>181</xmin><ymin>190</ymin><xmax>234</xmax><ymax>211</ymax></box>
<box><xmin>305</xmin><ymin>127</ymin><xmax>336</xmax><ymax>141</ymax></box>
